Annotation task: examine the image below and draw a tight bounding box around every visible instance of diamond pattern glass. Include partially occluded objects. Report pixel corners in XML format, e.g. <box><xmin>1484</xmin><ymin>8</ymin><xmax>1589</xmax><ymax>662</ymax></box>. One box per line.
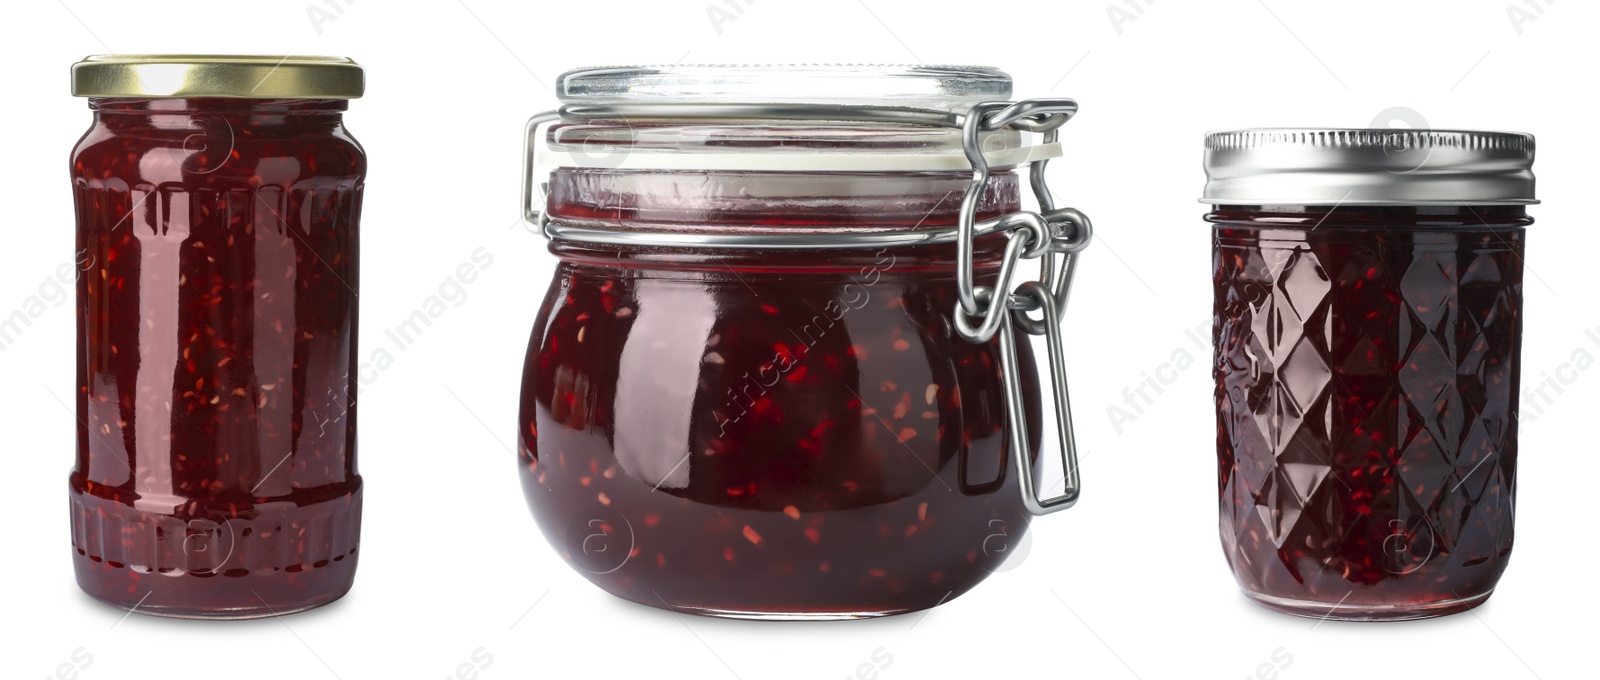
<box><xmin>1213</xmin><ymin>208</ymin><xmax>1525</xmax><ymax>621</ymax></box>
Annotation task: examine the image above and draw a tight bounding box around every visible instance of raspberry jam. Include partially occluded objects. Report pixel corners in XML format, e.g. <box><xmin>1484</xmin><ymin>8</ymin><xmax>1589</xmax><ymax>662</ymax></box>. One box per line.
<box><xmin>1212</xmin><ymin>205</ymin><xmax>1527</xmax><ymax>620</ymax></box>
<box><xmin>521</xmin><ymin>65</ymin><xmax>1093</xmax><ymax>619</ymax></box>
<box><xmin>521</xmin><ymin>169</ymin><xmax>1043</xmax><ymax>618</ymax></box>
<box><xmin>69</xmin><ymin>91</ymin><xmax>364</xmax><ymax>618</ymax></box>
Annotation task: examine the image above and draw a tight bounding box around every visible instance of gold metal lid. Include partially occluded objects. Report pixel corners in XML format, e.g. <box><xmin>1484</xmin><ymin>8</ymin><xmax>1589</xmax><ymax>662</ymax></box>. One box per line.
<box><xmin>71</xmin><ymin>55</ymin><xmax>364</xmax><ymax>99</ymax></box>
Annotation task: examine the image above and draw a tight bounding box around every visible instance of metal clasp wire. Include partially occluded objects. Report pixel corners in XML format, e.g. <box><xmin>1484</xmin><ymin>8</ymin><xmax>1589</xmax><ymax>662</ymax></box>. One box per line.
<box><xmin>521</xmin><ymin>110</ymin><xmax>561</xmax><ymax>233</ymax></box>
<box><xmin>999</xmin><ymin>282</ymin><xmax>1082</xmax><ymax>514</ymax></box>
<box><xmin>951</xmin><ymin>98</ymin><xmax>1092</xmax><ymax>516</ymax></box>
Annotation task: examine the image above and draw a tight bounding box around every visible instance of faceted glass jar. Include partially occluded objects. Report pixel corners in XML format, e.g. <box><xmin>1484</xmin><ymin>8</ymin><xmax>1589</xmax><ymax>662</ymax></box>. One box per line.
<box><xmin>69</xmin><ymin>97</ymin><xmax>364</xmax><ymax>618</ymax></box>
<box><xmin>520</xmin><ymin>113</ymin><xmax>1044</xmax><ymax>619</ymax></box>
<box><xmin>1211</xmin><ymin>205</ymin><xmax>1526</xmax><ymax>620</ymax></box>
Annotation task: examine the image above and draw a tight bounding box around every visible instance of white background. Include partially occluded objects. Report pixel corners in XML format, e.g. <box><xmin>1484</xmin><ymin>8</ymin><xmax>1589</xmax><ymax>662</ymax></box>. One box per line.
<box><xmin>3</xmin><ymin>0</ymin><xmax>1593</xmax><ymax>678</ymax></box>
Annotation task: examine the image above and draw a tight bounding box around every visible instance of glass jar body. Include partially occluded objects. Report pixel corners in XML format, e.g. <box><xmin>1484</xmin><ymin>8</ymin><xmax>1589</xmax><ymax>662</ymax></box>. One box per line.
<box><xmin>520</xmin><ymin>168</ymin><xmax>1043</xmax><ymax>619</ymax></box>
<box><xmin>69</xmin><ymin>98</ymin><xmax>365</xmax><ymax>618</ymax></box>
<box><xmin>1211</xmin><ymin>205</ymin><xmax>1527</xmax><ymax>620</ymax></box>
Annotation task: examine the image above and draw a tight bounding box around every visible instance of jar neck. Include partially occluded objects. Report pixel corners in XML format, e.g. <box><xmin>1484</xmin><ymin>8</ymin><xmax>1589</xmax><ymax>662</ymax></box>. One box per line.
<box><xmin>546</xmin><ymin>168</ymin><xmax>1021</xmax><ymax>231</ymax></box>
<box><xmin>550</xmin><ymin>118</ymin><xmax>1016</xmax><ymax>156</ymax></box>
<box><xmin>89</xmin><ymin>97</ymin><xmax>348</xmax><ymax>131</ymax></box>
<box><xmin>1205</xmin><ymin>204</ymin><xmax>1532</xmax><ymax>229</ymax></box>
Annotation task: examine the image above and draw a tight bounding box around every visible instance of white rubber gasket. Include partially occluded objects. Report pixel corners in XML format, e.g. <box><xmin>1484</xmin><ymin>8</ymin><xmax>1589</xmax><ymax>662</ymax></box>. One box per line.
<box><xmin>539</xmin><ymin>141</ymin><xmax>1064</xmax><ymax>172</ymax></box>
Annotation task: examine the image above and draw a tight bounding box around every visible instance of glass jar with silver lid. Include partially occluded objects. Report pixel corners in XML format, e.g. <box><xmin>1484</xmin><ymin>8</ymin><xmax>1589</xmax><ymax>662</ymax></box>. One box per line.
<box><xmin>1205</xmin><ymin>127</ymin><xmax>1535</xmax><ymax>621</ymax></box>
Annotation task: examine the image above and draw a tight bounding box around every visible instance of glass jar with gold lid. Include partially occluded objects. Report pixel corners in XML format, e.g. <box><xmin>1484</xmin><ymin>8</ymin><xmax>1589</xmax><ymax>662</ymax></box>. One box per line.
<box><xmin>68</xmin><ymin>55</ymin><xmax>365</xmax><ymax>619</ymax></box>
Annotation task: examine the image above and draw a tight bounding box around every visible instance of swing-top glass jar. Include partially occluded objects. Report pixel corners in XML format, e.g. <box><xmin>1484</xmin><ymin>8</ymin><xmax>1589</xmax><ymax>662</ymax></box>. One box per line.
<box><xmin>518</xmin><ymin>65</ymin><xmax>1091</xmax><ymax>619</ymax></box>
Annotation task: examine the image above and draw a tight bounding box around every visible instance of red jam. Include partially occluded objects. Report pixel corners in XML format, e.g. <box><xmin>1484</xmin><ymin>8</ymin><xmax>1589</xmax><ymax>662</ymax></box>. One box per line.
<box><xmin>520</xmin><ymin>168</ymin><xmax>1042</xmax><ymax>618</ymax></box>
<box><xmin>69</xmin><ymin>98</ymin><xmax>364</xmax><ymax>617</ymax></box>
<box><xmin>1212</xmin><ymin>205</ymin><xmax>1526</xmax><ymax>620</ymax></box>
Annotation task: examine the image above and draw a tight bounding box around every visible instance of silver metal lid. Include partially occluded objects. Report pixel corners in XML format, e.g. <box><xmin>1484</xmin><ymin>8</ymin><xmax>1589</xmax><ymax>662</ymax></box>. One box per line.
<box><xmin>556</xmin><ymin>64</ymin><xmax>1011</xmax><ymax>111</ymax></box>
<box><xmin>1201</xmin><ymin>128</ymin><xmax>1537</xmax><ymax>205</ymax></box>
